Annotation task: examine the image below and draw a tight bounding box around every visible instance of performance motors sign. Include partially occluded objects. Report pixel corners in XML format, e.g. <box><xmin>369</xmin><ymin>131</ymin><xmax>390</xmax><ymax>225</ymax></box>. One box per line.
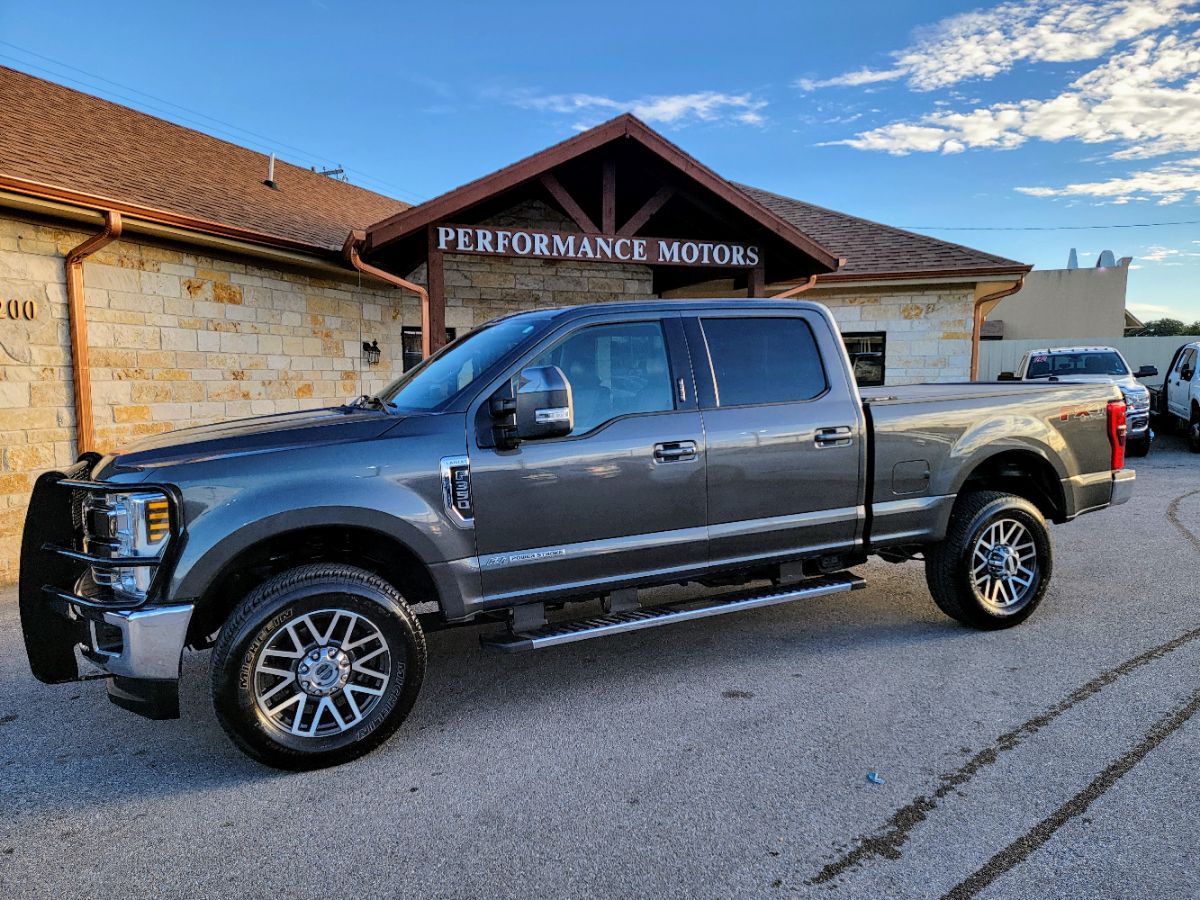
<box><xmin>435</xmin><ymin>224</ymin><xmax>760</xmax><ymax>268</ymax></box>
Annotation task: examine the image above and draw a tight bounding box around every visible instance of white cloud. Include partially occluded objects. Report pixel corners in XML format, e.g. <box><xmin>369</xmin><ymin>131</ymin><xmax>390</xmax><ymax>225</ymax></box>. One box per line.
<box><xmin>796</xmin><ymin>68</ymin><xmax>904</xmax><ymax>91</ymax></box>
<box><xmin>831</xmin><ymin>28</ymin><xmax>1200</xmax><ymax>160</ymax></box>
<box><xmin>512</xmin><ymin>91</ymin><xmax>768</xmax><ymax>128</ymax></box>
<box><xmin>1016</xmin><ymin>157</ymin><xmax>1200</xmax><ymax>202</ymax></box>
<box><xmin>803</xmin><ymin>0</ymin><xmax>1196</xmax><ymax>92</ymax></box>
<box><xmin>814</xmin><ymin>0</ymin><xmax>1200</xmax><ymax>202</ymax></box>
<box><xmin>1129</xmin><ymin>301</ymin><xmax>1177</xmax><ymax>312</ymax></box>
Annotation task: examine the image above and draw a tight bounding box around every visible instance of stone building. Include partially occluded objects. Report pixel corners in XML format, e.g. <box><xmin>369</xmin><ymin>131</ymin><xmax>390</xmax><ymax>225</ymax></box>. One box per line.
<box><xmin>0</xmin><ymin>66</ymin><xmax>1029</xmax><ymax>582</ymax></box>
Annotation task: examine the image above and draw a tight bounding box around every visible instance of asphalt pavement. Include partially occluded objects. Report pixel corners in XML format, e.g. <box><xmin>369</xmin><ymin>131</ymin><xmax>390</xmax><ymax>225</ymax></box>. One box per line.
<box><xmin>1</xmin><ymin>434</ymin><xmax>1198</xmax><ymax>899</ymax></box>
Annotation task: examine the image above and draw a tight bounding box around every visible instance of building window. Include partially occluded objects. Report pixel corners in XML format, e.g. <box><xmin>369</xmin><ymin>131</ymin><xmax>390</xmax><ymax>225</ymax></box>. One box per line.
<box><xmin>402</xmin><ymin>327</ymin><xmax>458</xmax><ymax>371</ymax></box>
<box><xmin>842</xmin><ymin>331</ymin><xmax>886</xmax><ymax>387</ymax></box>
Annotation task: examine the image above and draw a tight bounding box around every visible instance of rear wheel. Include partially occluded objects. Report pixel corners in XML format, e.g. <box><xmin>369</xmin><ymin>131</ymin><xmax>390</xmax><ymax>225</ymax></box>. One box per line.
<box><xmin>210</xmin><ymin>563</ymin><xmax>426</xmax><ymax>770</ymax></box>
<box><xmin>925</xmin><ymin>491</ymin><xmax>1052</xmax><ymax>630</ymax></box>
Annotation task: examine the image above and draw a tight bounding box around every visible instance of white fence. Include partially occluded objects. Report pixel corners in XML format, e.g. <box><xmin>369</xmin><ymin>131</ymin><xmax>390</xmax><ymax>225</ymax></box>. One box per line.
<box><xmin>977</xmin><ymin>336</ymin><xmax>1189</xmax><ymax>382</ymax></box>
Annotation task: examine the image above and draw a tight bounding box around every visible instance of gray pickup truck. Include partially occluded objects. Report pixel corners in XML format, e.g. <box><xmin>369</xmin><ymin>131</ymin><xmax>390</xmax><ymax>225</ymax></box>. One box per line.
<box><xmin>20</xmin><ymin>300</ymin><xmax>1134</xmax><ymax>769</ymax></box>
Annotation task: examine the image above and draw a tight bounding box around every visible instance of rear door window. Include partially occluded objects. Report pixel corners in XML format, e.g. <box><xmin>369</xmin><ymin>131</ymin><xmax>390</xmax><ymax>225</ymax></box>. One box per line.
<box><xmin>700</xmin><ymin>317</ymin><xmax>827</xmax><ymax>407</ymax></box>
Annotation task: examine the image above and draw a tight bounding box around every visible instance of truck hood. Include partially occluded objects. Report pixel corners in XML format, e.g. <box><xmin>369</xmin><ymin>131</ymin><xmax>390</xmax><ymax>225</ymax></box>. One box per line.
<box><xmin>95</xmin><ymin>406</ymin><xmax>402</xmax><ymax>472</ymax></box>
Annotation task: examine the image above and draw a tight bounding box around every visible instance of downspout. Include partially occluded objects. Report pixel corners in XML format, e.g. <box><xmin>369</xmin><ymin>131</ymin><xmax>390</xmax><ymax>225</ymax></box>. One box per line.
<box><xmin>772</xmin><ymin>274</ymin><xmax>818</xmax><ymax>299</ymax></box>
<box><xmin>771</xmin><ymin>258</ymin><xmax>843</xmax><ymax>299</ymax></box>
<box><xmin>343</xmin><ymin>230</ymin><xmax>431</xmax><ymax>356</ymax></box>
<box><xmin>970</xmin><ymin>275</ymin><xmax>1025</xmax><ymax>381</ymax></box>
<box><xmin>65</xmin><ymin>210</ymin><xmax>122</xmax><ymax>454</ymax></box>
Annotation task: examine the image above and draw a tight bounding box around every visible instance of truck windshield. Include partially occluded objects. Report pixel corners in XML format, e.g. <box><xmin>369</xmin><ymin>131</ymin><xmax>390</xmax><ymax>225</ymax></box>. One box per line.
<box><xmin>376</xmin><ymin>314</ymin><xmax>552</xmax><ymax>412</ymax></box>
<box><xmin>1026</xmin><ymin>351</ymin><xmax>1128</xmax><ymax>379</ymax></box>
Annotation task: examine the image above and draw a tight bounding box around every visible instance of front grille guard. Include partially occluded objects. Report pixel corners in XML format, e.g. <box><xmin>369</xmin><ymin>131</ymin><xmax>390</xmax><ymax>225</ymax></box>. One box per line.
<box><xmin>20</xmin><ymin>456</ymin><xmax>187</xmax><ymax>684</ymax></box>
<box><xmin>41</xmin><ymin>477</ymin><xmax>186</xmax><ymax>611</ymax></box>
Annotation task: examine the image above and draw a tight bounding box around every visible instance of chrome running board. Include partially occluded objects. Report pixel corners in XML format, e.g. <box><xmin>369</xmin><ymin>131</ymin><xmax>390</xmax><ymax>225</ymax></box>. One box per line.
<box><xmin>479</xmin><ymin>573</ymin><xmax>865</xmax><ymax>653</ymax></box>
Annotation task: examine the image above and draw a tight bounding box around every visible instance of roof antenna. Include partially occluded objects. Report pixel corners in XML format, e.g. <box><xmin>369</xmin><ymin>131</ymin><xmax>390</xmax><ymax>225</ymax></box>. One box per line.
<box><xmin>264</xmin><ymin>153</ymin><xmax>279</xmax><ymax>190</ymax></box>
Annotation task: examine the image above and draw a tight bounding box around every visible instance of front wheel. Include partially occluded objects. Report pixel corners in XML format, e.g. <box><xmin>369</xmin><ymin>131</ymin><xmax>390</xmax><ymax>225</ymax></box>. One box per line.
<box><xmin>210</xmin><ymin>563</ymin><xmax>426</xmax><ymax>770</ymax></box>
<box><xmin>925</xmin><ymin>491</ymin><xmax>1052</xmax><ymax>630</ymax></box>
<box><xmin>1189</xmin><ymin>416</ymin><xmax>1200</xmax><ymax>453</ymax></box>
<box><xmin>1127</xmin><ymin>432</ymin><xmax>1151</xmax><ymax>458</ymax></box>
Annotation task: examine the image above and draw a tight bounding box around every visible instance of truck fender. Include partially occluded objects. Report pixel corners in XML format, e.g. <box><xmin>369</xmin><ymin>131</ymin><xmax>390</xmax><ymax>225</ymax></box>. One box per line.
<box><xmin>169</xmin><ymin>492</ymin><xmax>459</xmax><ymax>605</ymax></box>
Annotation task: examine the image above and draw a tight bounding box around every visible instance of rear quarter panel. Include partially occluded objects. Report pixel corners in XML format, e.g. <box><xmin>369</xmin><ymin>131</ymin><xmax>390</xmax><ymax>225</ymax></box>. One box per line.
<box><xmin>866</xmin><ymin>382</ymin><xmax>1121</xmax><ymax>545</ymax></box>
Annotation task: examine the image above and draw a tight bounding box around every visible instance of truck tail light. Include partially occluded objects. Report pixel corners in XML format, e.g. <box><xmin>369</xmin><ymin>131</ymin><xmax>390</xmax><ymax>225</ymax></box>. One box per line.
<box><xmin>1107</xmin><ymin>399</ymin><xmax>1127</xmax><ymax>470</ymax></box>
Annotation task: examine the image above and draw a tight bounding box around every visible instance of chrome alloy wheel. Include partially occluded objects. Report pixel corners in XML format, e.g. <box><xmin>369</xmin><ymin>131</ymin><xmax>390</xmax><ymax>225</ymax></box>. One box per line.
<box><xmin>253</xmin><ymin>609</ymin><xmax>393</xmax><ymax>738</ymax></box>
<box><xmin>970</xmin><ymin>518</ymin><xmax>1038</xmax><ymax>611</ymax></box>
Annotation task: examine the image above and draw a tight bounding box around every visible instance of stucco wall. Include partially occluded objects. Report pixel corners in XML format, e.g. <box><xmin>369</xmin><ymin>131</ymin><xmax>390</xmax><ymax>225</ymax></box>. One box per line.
<box><xmin>987</xmin><ymin>266</ymin><xmax>1130</xmax><ymax>341</ymax></box>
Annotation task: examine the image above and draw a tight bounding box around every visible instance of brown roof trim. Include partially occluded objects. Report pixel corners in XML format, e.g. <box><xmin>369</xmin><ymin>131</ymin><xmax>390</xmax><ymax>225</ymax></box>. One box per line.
<box><xmin>365</xmin><ymin>114</ymin><xmax>841</xmax><ymax>272</ymax></box>
<box><xmin>0</xmin><ymin>172</ymin><xmax>339</xmax><ymax>258</ymax></box>
<box><xmin>813</xmin><ymin>264</ymin><xmax>1032</xmax><ymax>284</ymax></box>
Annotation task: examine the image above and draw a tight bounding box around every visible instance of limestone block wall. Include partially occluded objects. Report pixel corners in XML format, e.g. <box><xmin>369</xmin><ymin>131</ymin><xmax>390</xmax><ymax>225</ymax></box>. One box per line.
<box><xmin>422</xmin><ymin>199</ymin><xmax>656</xmax><ymax>332</ymax></box>
<box><xmin>814</xmin><ymin>284</ymin><xmax>976</xmax><ymax>384</ymax></box>
<box><xmin>0</xmin><ymin>210</ymin><xmax>419</xmax><ymax>583</ymax></box>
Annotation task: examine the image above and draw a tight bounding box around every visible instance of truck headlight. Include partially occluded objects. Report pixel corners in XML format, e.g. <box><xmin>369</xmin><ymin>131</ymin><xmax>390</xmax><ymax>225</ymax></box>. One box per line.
<box><xmin>1120</xmin><ymin>388</ymin><xmax>1150</xmax><ymax>414</ymax></box>
<box><xmin>82</xmin><ymin>491</ymin><xmax>172</xmax><ymax>600</ymax></box>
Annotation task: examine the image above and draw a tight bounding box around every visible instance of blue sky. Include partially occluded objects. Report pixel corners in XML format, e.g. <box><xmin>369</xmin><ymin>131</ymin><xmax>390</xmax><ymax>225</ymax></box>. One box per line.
<box><xmin>2</xmin><ymin>0</ymin><xmax>1198</xmax><ymax>320</ymax></box>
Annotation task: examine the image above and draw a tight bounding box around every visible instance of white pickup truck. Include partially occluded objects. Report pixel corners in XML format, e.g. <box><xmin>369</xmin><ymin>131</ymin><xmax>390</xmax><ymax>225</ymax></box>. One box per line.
<box><xmin>999</xmin><ymin>346</ymin><xmax>1158</xmax><ymax>457</ymax></box>
<box><xmin>1149</xmin><ymin>341</ymin><xmax>1200</xmax><ymax>452</ymax></box>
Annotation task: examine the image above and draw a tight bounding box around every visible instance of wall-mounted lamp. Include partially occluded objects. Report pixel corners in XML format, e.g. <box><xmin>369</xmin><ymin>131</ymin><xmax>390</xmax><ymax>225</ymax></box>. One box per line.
<box><xmin>362</xmin><ymin>339</ymin><xmax>381</xmax><ymax>366</ymax></box>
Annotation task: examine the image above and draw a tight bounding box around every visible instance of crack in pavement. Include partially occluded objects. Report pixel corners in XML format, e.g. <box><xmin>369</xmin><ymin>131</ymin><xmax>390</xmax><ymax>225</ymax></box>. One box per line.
<box><xmin>1167</xmin><ymin>488</ymin><xmax>1200</xmax><ymax>553</ymax></box>
<box><xmin>808</xmin><ymin>486</ymin><xmax>1200</xmax><ymax>888</ymax></box>
<box><xmin>807</xmin><ymin>625</ymin><xmax>1200</xmax><ymax>886</ymax></box>
<box><xmin>944</xmin><ymin>684</ymin><xmax>1200</xmax><ymax>899</ymax></box>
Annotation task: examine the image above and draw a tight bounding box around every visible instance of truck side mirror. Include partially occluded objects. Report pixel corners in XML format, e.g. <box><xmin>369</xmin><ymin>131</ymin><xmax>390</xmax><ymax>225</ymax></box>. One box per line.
<box><xmin>1135</xmin><ymin>365</ymin><xmax>1158</xmax><ymax>379</ymax></box>
<box><xmin>515</xmin><ymin>365</ymin><xmax>573</xmax><ymax>440</ymax></box>
<box><xmin>1183</xmin><ymin>366</ymin><xmax>1195</xmax><ymax>382</ymax></box>
<box><xmin>997</xmin><ymin>371</ymin><xmax>1018</xmax><ymax>381</ymax></box>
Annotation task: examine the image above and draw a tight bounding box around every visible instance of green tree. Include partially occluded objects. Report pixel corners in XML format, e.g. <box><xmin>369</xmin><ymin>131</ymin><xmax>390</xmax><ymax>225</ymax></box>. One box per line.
<box><xmin>1187</xmin><ymin>321</ymin><xmax>1200</xmax><ymax>335</ymax></box>
<box><xmin>1140</xmin><ymin>318</ymin><xmax>1186</xmax><ymax>336</ymax></box>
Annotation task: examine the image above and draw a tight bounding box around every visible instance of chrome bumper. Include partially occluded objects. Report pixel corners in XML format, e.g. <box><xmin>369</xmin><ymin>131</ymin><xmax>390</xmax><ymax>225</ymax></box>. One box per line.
<box><xmin>1111</xmin><ymin>468</ymin><xmax>1136</xmax><ymax>507</ymax></box>
<box><xmin>84</xmin><ymin>602</ymin><xmax>194</xmax><ymax>681</ymax></box>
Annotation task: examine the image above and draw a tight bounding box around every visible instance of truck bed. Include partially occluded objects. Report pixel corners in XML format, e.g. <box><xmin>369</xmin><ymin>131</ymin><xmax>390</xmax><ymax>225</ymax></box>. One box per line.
<box><xmin>861</xmin><ymin>379</ymin><xmax>1122</xmax><ymax>549</ymax></box>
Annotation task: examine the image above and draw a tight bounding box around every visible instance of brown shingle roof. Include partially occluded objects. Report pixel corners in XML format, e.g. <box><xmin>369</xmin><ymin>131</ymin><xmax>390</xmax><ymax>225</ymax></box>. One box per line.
<box><xmin>0</xmin><ymin>66</ymin><xmax>407</xmax><ymax>254</ymax></box>
<box><xmin>738</xmin><ymin>184</ymin><xmax>1028</xmax><ymax>281</ymax></box>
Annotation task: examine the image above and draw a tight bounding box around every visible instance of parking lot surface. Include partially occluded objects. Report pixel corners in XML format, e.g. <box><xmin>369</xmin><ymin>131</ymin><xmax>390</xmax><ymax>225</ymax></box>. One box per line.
<box><xmin>1</xmin><ymin>435</ymin><xmax>1198</xmax><ymax>899</ymax></box>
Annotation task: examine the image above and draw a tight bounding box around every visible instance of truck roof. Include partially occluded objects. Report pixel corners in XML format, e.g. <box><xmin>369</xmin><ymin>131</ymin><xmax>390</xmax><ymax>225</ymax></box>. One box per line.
<box><xmin>488</xmin><ymin>297</ymin><xmax>828</xmax><ymax>327</ymax></box>
<box><xmin>551</xmin><ymin>297</ymin><xmax>824</xmax><ymax>315</ymax></box>
<box><xmin>1026</xmin><ymin>346</ymin><xmax>1122</xmax><ymax>356</ymax></box>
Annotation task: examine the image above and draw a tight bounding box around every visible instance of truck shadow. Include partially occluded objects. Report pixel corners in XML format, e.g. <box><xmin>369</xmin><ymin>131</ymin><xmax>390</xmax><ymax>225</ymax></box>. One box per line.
<box><xmin>0</xmin><ymin>566</ymin><xmax>989</xmax><ymax>818</ymax></box>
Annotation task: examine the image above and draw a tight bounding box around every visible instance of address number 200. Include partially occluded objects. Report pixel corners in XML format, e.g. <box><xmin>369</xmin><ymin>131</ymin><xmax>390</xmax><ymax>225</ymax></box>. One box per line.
<box><xmin>0</xmin><ymin>299</ymin><xmax>38</xmax><ymax>321</ymax></box>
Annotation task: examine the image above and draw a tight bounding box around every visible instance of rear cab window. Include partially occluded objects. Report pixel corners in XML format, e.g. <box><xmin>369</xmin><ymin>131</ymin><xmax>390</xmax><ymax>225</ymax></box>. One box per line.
<box><xmin>699</xmin><ymin>317</ymin><xmax>827</xmax><ymax>407</ymax></box>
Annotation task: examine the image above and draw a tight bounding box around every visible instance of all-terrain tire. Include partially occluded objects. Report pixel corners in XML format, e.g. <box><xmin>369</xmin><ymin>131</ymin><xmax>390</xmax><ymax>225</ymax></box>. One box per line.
<box><xmin>925</xmin><ymin>491</ymin><xmax>1052</xmax><ymax>630</ymax></box>
<box><xmin>1189</xmin><ymin>410</ymin><xmax>1200</xmax><ymax>453</ymax></box>
<box><xmin>210</xmin><ymin>563</ymin><xmax>426</xmax><ymax>770</ymax></box>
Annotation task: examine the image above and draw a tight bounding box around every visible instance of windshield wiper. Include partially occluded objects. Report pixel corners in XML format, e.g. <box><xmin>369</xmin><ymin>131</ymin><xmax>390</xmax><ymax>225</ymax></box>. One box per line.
<box><xmin>343</xmin><ymin>394</ymin><xmax>397</xmax><ymax>415</ymax></box>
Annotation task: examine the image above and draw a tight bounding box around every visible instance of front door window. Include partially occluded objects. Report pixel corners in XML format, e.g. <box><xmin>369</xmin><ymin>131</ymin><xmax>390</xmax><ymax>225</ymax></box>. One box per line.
<box><xmin>529</xmin><ymin>321</ymin><xmax>675</xmax><ymax>435</ymax></box>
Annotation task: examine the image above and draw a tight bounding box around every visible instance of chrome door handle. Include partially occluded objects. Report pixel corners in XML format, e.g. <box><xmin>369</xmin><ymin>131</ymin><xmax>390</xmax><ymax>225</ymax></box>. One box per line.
<box><xmin>654</xmin><ymin>441</ymin><xmax>698</xmax><ymax>462</ymax></box>
<box><xmin>814</xmin><ymin>426</ymin><xmax>853</xmax><ymax>448</ymax></box>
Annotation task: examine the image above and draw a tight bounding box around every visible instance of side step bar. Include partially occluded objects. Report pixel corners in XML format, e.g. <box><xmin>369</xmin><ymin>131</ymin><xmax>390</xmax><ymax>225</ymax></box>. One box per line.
<box><xmin>480</xmin><ymin>572</ymin><xmax>865</xmax><ymax>653</ymax></box>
